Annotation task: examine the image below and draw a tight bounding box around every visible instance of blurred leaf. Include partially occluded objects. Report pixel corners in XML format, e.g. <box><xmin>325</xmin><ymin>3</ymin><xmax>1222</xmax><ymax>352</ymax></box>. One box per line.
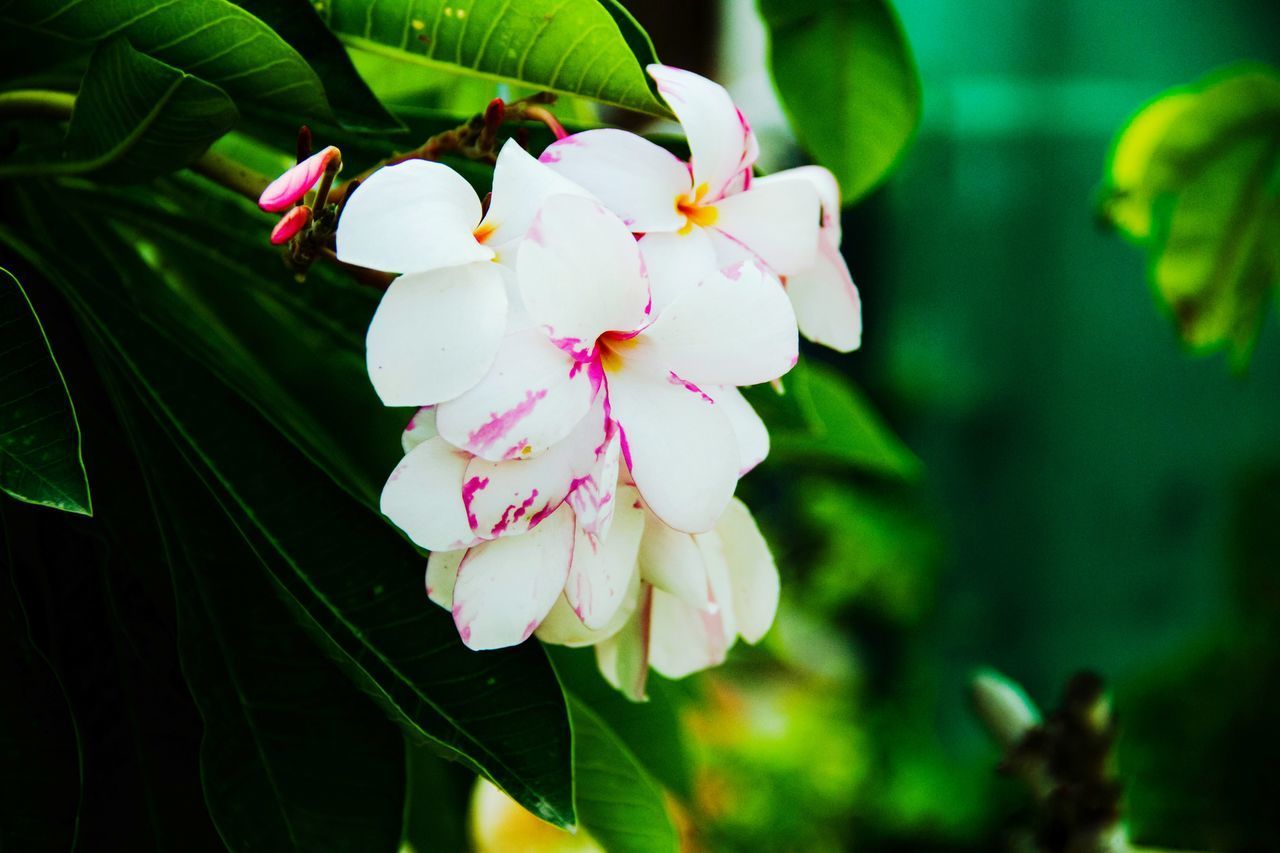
<box><xmin>1</xmin><ymin>196</ymin><xmax>579</xmax><ymax>829</ymax></box>
<box><xmin>0</xmin><ymin>266</ymin><xmax>90</xmax><ymax>514</ymax></box>
<box><xmin>747</xmin><ymin>361</ymin><xmax>921</xmax><ymax>480</ymax></box>
<box><xmin>0</xmin><ymin>39</ymin><xmax>238</xmax><ymax>181</ymax></box>
<box><xmin>321</xmin><ymin>0</ymin><xmax>669</xmax><ymax>116</ymax></box>
<box><xmin>0</xmin><ymin>0</ymin><xmax>333</xmax><ymax>119</ymax></box>
<box><xmin>1100</xmin><ymin>64</ymin><xmax>1280</xmax><ymax>365</ymax></box>
<box><xmin>758</xmin><ymin>0</ymin><xmax>920</xmax><ymax>203</ymax></box>
<box><xmin>232</xmin><ymin>0</ymin><xmax>403</xmax><ymax>133</ymax></box>
<box><xmin>569</xmin><ymin>697</ymin><xmax>679</xmax><ymax>853</ymax></box>
<box><xmin>108</xmin><ymin>378</ymin><xmax>406</xmax><ymax>851</ymax></box>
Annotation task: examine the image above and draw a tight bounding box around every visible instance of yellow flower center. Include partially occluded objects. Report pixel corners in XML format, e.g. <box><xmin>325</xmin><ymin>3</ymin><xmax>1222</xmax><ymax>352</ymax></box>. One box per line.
<box><xmin>676</xmin><ymin>183</ymin><xmax>718</xmax><ymax>235</ymax></box>
<box><xmin>599</xmin><ymin>333</ymin><xmax>639</xmax><ymax>373</ymax></box>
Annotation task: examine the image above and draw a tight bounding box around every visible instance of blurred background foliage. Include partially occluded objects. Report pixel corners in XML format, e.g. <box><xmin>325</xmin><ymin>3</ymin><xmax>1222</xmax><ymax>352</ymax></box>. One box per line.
<box><xmin>1</xmin><ymin>0</ymin><xmax>1278</xmax><ymax>850</ymax></box>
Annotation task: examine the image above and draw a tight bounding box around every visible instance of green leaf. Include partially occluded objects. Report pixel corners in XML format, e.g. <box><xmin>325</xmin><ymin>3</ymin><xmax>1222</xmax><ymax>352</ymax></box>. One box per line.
<box><xmin>2</xmin><ymin>195</ymin><xmax>578</xmax><ymax>829</ymax></box>
<box><xmin>232</xmin><ymin>0</ymin><xmax>404</xmax><ymax>133</ymax></box>
<box><xmin>321</xmin><ymin>0</ymin><xmax>669</xmax><ymax>116</ymax></box>
<box><xmin>107</xmin><ymin>375</ymin><xmax>407</xmax><ymax>851</ymax></box>
<box><xmin>745</xmin><ymin>361</ymin><xmax>921</xmax><ymax>480</ymax></box>
<box><xmin>0</xmin><ymin>0</ymin><xmax>333</xmax><ymax>119</ymax></box>
<box><xmin>1</xmin><ymin>38</ymin><xmax>239</xmax><ymax>181</ymax></box>
<box><xmin>569</xmin><ymin>696</ymin><xmax>679</xmax><ymax>853</ymax></box>
<box><xmin>758</xmin><ymin>0</ymin><xmax>921</xmax><ymax>203</ymax></box>
<box><xmin>0</xmin><ymin>266</ymin><xmax>90</xmax><ymax>514</ymax></box>
<box><xmin>1100</xmin><ymin>64</ymin><xmax>1280</xmax><ymax>365</ymax></box>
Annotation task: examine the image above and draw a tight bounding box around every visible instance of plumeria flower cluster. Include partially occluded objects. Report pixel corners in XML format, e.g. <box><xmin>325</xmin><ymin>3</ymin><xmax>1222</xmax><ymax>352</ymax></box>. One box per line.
<box><xmin>265</xmin><ymin>66</ymin><xmax>862</xmax><ymax>699</ymax></box>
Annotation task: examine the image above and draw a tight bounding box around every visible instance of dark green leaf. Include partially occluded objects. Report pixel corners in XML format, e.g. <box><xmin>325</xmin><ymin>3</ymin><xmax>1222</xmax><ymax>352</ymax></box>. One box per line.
<box><xmin>321</xmin><ymin>0</ymin><xmax>669</xmax><ymax>116</ymax></box>
<box><xmin>232</xmin><ymin>0</ymin><xmax>404</xmax><ymax>133</ymax></box>
<box><xmin>0</xmin><ymin>0</ymin><xmax>333</xmax><ymax>119</ymax></box>
<box><xmin>1</xmin><ymin>38</ymin><xmax>239</xmax><ymax>181</ymax></box>
<box><xmin>758</xmin><ymin>0</ymin><xmax>921</xmax><ymax>203</ymax></box>
<box><xmin>0</xmin><ymin>266</ymin><xmax>90</xmax><ymax>514</ymax></box>
<box><xmin>1100</xmin><ymin>64</ymin><xmax>1280</xmax><ymax>365</ymax></box>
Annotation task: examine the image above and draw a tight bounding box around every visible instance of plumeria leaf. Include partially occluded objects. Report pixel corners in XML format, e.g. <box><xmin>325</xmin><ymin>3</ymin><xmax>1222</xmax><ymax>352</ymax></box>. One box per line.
<box><xmin>0</xmin><ymin>266</ymin><xmax>90</xmax><ymax>515</ymax></box>
<box><xmin>2</xmin><ymin>193</ymin><xmax>579</xmax><ymax>830</ymax></box>
<box><xmin>0</xmin><ymin>0</ymin><xmax>333</xmax><ymax>119</ymax></box>
<box><xmin>0</xmin><ymin>38</ymin><xmax>238</xmax><ymax>182</ymax></box>
<box><xmin>758</xmin><ymin>0</ymin><xmax>921</xmax><ymax>203</ymax></box>
<box><xmin>107</xmin><ymin>376</ymin><xmax>407</xmax><ymax>851</ymax></box>
<box><xmin>1099</xmin><ymin>64</ymin><xmax>1280</xmax><ymax>366</ymax></box>
<box><xmin>744</xmin><ymin>361</ymin><xmax>921</xmax><ymax>480</ymax></box>
<box><xmin>568</xmin><ymin>696</ymin><xmax>680</xmax><ymax>853</ymax></box>
<box><xmin>320</xmin><ymin>0</ymin><xmax>670</xmax><ymax>116</ymax></box>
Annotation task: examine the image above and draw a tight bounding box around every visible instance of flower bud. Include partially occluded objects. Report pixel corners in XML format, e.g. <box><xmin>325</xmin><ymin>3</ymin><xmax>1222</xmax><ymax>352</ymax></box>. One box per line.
<box><xmin>971</xmin><ymin>668</ymin><xmax>1041</xmax><ymax>750</ymax></box>
<box><xmin>258</xmin><ymin>145</ymin><xmax>340</xmax><ymax>212</ymax></box>
<box><xmin>270</xmin><ymin>205</ymin><xmax>311</xmax><ymax>245</ymax></box>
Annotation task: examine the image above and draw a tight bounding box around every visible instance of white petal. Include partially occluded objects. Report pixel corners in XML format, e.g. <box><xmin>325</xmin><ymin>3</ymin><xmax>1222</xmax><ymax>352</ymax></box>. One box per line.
<box><xmin>380</xmin><ymin>437</ymin><xmax>478</xmax><ymax>551</ymax></box>
<box><xmin>786</xmin><ymin>236</ymin><xmax>863</xmax><ymax>353</ymax></box>
<box><xmin>648</xmin><ymin>64</ymin><xmax>757</xmax><ymax>201</ymax></box>
<box><xmin>566</xmin><ymin>419</ymin><xmax>622</xmax><ymax>544</ymax></box>
<box><xmin>425</xmin><ymin>549</ymin><xmax>463</xmax><ymax>609</ymax></box>
<box><xmin>366</xmin><ymin>264</ymin><xmax>507</xmax><ymax>406</ymax></box>
<box><xmin>594</xmin><ymin>585</ymin><xmax>652</xmax><ymax>701</ymax></box>
<box><xmin>638</xmin><ymin>510</ymin><xmax>710</xmax><ymax>610</ymax></box>
<box><xmin>640</xmin><ymin>260</ymin><xmax>798</xmax><ymax>387</ymax></box>
<box><xmin>451</xmin><ymin>504</ymin><xmax>575</xmax><ymax>650</ymax></box>
<box><xmin>535</xmin><ymin>558</ymin><xmax>640</xmax><ymax>647</ymax></box>
<box><xmin>648</xmin><ymin>530</ymin><xmax>737</xmax><ymax>679</ymax></box>
<box><xmin>711</xmin><ymin>178</ymin><xmax>821</xmax><ymax>276</ymax></box>
<box><xmin>336</xmin><ymin>160</ymin><xmax>492</xmax><ymax>273</ymax></box>
<box><xmin>540</xmin><ymin>129</ymin><xmax>689</xmax><ymax>232</ymax></box>
<box><xmin>400</xmin><ymin>407</ymin><xmax>438</xmax><ymax>454</ymax></box>
<box><xmin>565</xmin><ymin>486</ymin><xmax>645</xmax><ymax>629</ymax></box>
<box><xmin>517</xmin><ymin>195</ymin><xmax>651</xmax><ymax>359</ymax></box>
<box><xmin>461</xmin><ymin>393</ymin><xmax>607</xmax><ymax>539</ymax></box>
<box><xmin>705</xmin><ymin>385</ymin><xmax>768</xmax><ymax>475</ymax></box>
<box><xmin>759</xmin><ymin>165</ymin><xmax>842</xmax><ymax>240</ymax></box>
<box><xmin>605</xmin><ymin>362</ymin><xmax>738</xmax><ymax>534</ymax></box>
<box><xmin>435</xmin><ymin>328</ymin><xmax>593</xmax><ymax>461</ymax></box>
<box><xmin>715</xmin><ymin>498</ymin><xmax>778</xmax><ymax>643</ymax></box>
<box><xmin>480</xmin><ymin>138</ymin><xmax>595</xmax><ymax>252</ymax></box>
<box><xmin>638</xmin><ymin>229</ymin><xmax>717</xmax><ymax>318</ymax></box>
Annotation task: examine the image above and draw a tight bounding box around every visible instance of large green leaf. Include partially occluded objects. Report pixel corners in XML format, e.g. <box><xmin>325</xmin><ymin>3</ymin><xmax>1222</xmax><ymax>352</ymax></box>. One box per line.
<box><xmin>0</xmin><ymin>0</ymin><xmax>333</xmax><ymax>119</ymax></box>
<box><xmin>321</xmin><ymin>0</ymin><xmax>669</xmax><ymax>116</ymax></box>
<box><xmin>0</xmin><ymin>38</ymin><xmax>238</xmax><ymax>181</ymax></box>
<box><xmin>2</xmin><ymin>196</ymin><xmax>578</xmax><ymax>829</ymax></box>
<box><xmin>0</xmin><ymin>266</ymin><xmax>90</xmax><ymax>514</ymax></box>
<box><xmin>108</xmin><ymin>375</ymin><xmax>407</xmax><ymax>851</ymax></box>
<box><xmin>1100</xmin><ymin>64</ymin><xmax>1280</xmax><ymax>365</ymax></box>
<box><xmin>758</xmin><ymin>0</ymin><xmax>920</xmax><ymax>204</ymax></box>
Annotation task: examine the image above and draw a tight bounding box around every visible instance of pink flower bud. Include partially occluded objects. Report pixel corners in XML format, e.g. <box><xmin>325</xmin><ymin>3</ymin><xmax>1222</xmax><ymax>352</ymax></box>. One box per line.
<box><xmin>269</xmin><ymin>205</ymin><xmax>311</xmax><ymax>245</ymax></box>
<box><xmin>258</xmin><ymin>146</ymin><xmax>340</xmax><ymax>212</ymax></box>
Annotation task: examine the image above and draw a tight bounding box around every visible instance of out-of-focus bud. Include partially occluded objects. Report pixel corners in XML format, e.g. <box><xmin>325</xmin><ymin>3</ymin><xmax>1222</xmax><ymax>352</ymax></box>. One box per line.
<box><xmin>258</xmin><ymin>145</ymin><xmax>341</xmax><ymax>212</ymax></box>
<box><xmin>971</xmin><ymin>668</ymin><xmax>1041</xmax><ymax>750</ymax></box>
<box><xmin>270</xmin><ymin>205</ymin><xmax>311</xmax><ymax>245</ymax></box>
<box><xmin>468</xmin><ymin>777</ymin><xmax>601</xmax><ymax>853</ymax></box>
<box><xmin>484</xmin><ymin>98</ymin><xmax>506</xmax><ymax>133</ymax></box>
<box><xmin>295</xmin><ymin>125</ymin><xmax>313</xmax><ymax>162</ymax></box>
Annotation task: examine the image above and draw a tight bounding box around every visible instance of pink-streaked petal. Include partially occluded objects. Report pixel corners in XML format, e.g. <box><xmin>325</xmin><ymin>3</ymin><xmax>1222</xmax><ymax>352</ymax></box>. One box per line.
<box><xmin>425</xmin><ymin>549</ymin><xmax>463</xmax><ymax>609</ymax></box>
<box><xmin>647</xmin><ymin>65</ymin><xmax>757</xmax><ymax>200</ymax></box>
<box><xmin>605</xmin><ymin>362</ymin><xmax>737</xmax><ymax>534</ymax></box>
<box><xmin>711</xmin><ymin>178</ymin><xmax>821</xmax><ymax>276</ymax></box>
<box><xmin>517</xmin><ymin>195</ymin><xmax>651</xmax><ymax>359</ymax></box>
<box><xmin>269</xmin><ymin>205</ymin><xmax>311</xmax><ymax>244</ymax></box>
<box><xmin>705</xmin><ymin>385</ymin><xmax>768</xmax><ymax>475</ymax></box>
<box><xmin>451</xmin><ymin>503</ymin><xmax>575</xmax><ymax>650</ymax></box>
<box><xmin>637</xmin><ymin>229</ymin><xmax>717</xmax><ymax>318</ymax></box>
<box><xmin>380</xmin><ymin>437</ymin><xmax>478</xmax><ymax>552</ymax></box>
<box><xmin>258</xmin><ymin>146</ymin><xmax>338</xmax><ymax>212</ymax></box>
<box><xmin>566</xmin><ymin>418</ymin><xmax>622</xmax><ymax>545</ymax></box>
<box><xmin>540</xmin><ymin>129</ymin><xmax>689</xmax><ymax>232</ymax></box>
<box><xmin>594</xmin><ymin>584</ymin><xmax>652</xmax><ymax>701</ymax></box>
<box><xmin>336</xmin><ymin>160</ymin><xmax>491</xmax><ymax>274</ymax></box>
<box><xmin>638</xmin><ymin>510</ymin><xmax>710</xmax><ymax>610</ymax></box>
<box><xmin>716</xmin><ymin>498</ymin><xmax>778</xmax><ymax>644</ymax></box>
<box><xmin>565</xmin><ymin>485</ymin><xmax>645</xmax><ymax>630</ymax></box>
<box><xmin>480</xmin><ymin>138</ymin><xmax>595</xmax><ymax>254</ymax></box>
<box><xmin>435</xmin><ymin>328</ymin><xmax>593</xmax><ymax>461</ymax></box>
<box><xmin>461</xmin><ymin>393</ymin><xmax>607</xmax><ymax>540</ymax></box>
<box><xmin>640</xmin><ymin>260</ymin><xmax>798</xmax><ymax>387</ymax></box>
<box><xmin>366</xmin><ymin>263</ymin><xmax>507</xmax><ymax>406</ymax></box>
<box><xmin>761</xmin><ymin>165</ymin><xmax>841</xmax><ymax>239</ymax></box>
<box><xmin>401</xmin><ymin>407</ymin><xmax>438</xmax><ymax>455</ymax></box>
<box><xmin>536</xmin><ymin>558</ymin><xmax>640</xmax><ymax>648</ymax></box>
<box><xmin>786</xmin><ymin>235</ymin><xmax>863</xmax><ymax>353</ymax></box>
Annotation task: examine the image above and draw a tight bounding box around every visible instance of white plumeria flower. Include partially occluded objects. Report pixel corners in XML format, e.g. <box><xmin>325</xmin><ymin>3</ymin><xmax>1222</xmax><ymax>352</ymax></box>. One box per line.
<box><xmin>335</xmin><ymin>138</ymin><xmax>591</xmax><ymax>407</ymax></box>
<box><xmin>541</xmin><ymin>65</ymin><xmax>861</xmax><ymax>351</ymax></box>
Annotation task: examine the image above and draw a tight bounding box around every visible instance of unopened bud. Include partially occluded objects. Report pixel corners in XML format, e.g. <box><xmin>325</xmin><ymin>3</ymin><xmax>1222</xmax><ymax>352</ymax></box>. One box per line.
<box><xmin>270</xmin><ymin>205</ymin><xmax>311</xmax><ymax>245</ymax></box>
<box><xmin>484</xmin><ymin>98</ymin><xmax>505</xmax><ymax>132</ymax></box>
<box><xmin>296</xmin><ymin>125</ymin><xmax>313</xmax><ymax>162</ymax></box>
<box><xmin>258</xmin><ymin>145</ymin><xmax>341</xmax><ymax>212</ymax></box>
<box><xmin>971</xmin><ymin>668</ymin><xmax>1041</xmax><ymax>750</ymax></box>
